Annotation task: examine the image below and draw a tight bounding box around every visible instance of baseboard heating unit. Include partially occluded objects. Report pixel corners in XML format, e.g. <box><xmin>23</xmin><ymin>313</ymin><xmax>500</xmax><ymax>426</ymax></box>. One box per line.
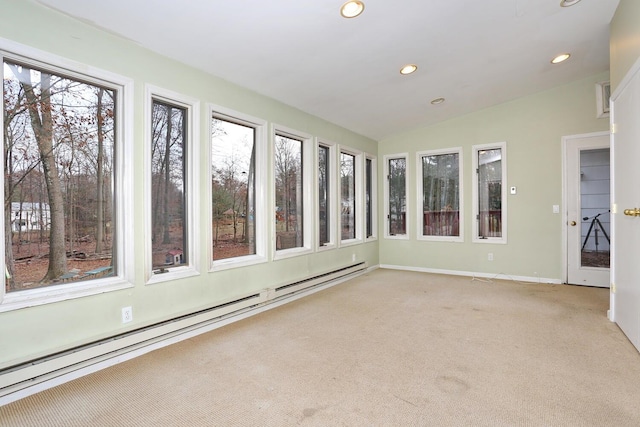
<box><xmin>0</xmin><ymin>261</ymin><xmax>369</xmax><ymax>405</ymax></box>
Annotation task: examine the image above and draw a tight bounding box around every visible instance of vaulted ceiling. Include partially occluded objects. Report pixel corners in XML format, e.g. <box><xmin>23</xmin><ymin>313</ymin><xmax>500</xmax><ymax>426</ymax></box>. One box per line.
<box><xmin>36</xmin><ymin>0</ymin><xmax>619</xmax><ymax>140</ymax></box>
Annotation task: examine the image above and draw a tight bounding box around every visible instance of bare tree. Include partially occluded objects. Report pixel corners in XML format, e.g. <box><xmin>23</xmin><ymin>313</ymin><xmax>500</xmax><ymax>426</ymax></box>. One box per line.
<box><xmin>10</xmin><ymin>65</ymin><xmax>67</xmax><ymax>281</ymax></box>
<box><xmin>274</xmin><ymin>136</ymin><xmax>301</xmax><ymax>234</ymax></box>
<box><xmin>162</xmin><ymin>105</ymin><xmax>173</xmax><ymax>245</ymax></box>
<box><xmin>95</xmin><ymin>88</ymin><xmax>106</xmax><ymax>253</ymax></box>
<box><xmin>150</xmin><ymin>101</ymin><xmax>185</xmax><ymax>267</ymax></box>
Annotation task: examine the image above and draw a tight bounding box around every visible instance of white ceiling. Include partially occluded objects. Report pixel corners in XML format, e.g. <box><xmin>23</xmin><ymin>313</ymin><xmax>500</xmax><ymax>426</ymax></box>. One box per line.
<box><xmin>35</xmin><ymin>0</ymin><xmax>619</xmax><ymax>141</ymax></box>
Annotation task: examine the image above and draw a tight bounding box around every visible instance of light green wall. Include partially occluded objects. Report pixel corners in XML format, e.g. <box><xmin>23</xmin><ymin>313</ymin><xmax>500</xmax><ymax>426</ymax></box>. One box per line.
<box><xmin>378</xmin><ymin>72</ymin><xmax>610</xmax><ymax>280</ymax></box>
<box><xmin>0</xmin><ymin>0</ymin><xmax>378</xmax><ymax>367</ymax></box>
<box><xmin>610</xmin><ymin>0</ymin><xmax>640</xmax><ymax>92</ymax></box>
<box><xmin>0</xmin><ymin>0</ymin><xmax>618</xmax><ymax>369</ymax></box>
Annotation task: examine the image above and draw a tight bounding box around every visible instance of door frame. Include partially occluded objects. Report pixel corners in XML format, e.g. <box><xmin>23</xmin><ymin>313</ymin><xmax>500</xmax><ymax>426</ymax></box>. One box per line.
<box><xmin>561</xmin><ymin>131</ymin><xmax>611</xmax><ymax>286</ymax></box>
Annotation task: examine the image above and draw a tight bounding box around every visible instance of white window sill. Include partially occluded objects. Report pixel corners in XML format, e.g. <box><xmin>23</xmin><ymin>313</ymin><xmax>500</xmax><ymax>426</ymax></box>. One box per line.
<box><xmin>210</xmin><ymin>254</ymin><xmax>267</xmax><ymax>272</ymax></box>
<box><xmin>472</xmin><ymin>237</ymin><xmax>507</xmax><ymax>244</ymax></box>
<box><xmin>418</xmin><ymin>235</ymin><xmax>464</xmax><ymax>243</ymax></box>
<box><xmin>273</xmin><ymin>246</ymin><xmax>313</xmax><ymax>261</ymax></box>
<box><xmin>0</xmin><ymin>277</ymin><xmax>134</xmax><ymax>313</ymax></box>
<box><xmin>146</xmin><ymin>265</ymin><xmax>200</xmax><ymax>285</ymax></box>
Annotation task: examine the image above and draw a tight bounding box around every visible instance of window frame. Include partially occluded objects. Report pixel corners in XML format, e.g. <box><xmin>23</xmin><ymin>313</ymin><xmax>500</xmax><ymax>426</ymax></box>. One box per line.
<box><xmin>338</xmin><ymin>146</ymin><xmax>363</xmax><ymax>246</ymax></box>
<box><xmin>416</xmin><ymin>147</ymin><xmax>464</xmax><ymax>243</ymax></box>
<box><xmin>209</xmin><ymin>105</ymin><xmax>267</xmax><ymax>271</ymax></box>
<box><xmin>365</xmin><ymin>153</ymin><xmax>378</xmax><ymax>241</ymax></box>
<box><xmin>144</xmin><ymin>86</ymin><xmax>200</xmax><ymax>284</ymax></box>
<box><xmin>0</xmin><ymin>42</ymin><xmax>135</xmax><ymax>311</ymax></box>
<box><xmin>272</xmin><ymin>124</ymin><xmax>313</xmax><ymax>260</ymax></box>
<box><xmin>383</xmin><ymin>153</ymin><xmax>409</xmax><ymax>240</ymax></box>
<box><xmin>316</xmin><ymin>139</ymin><xmax>337</xmax><ymax>251</ymax></box>
<box><xmin>472</xmin><ymin>141</ymin><xmax>507</xmax><ymax>244</ymax></box>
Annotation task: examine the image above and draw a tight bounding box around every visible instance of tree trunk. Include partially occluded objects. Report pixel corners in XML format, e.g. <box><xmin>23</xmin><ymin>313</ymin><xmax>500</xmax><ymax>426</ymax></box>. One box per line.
<box><xmin>95</xmin><ymin>88</ymin><xmax>105</xmax><ymax>253</ymax></box>
<box><xmin>162</xmin><ymin>106</ymin><xmax>172</xmax><ymax>244</ymax></box>
<box><xmin>244</xmin><ymin>143</ymin><xmax>254</xmax><ymax>244</ymax></box>
<box><xmin>4</xmin><ymin>194</ymin><xmax>15</xmax><ymax>291</ymax></box>
<box><xmin>17</xmin><ymin>69</ymin><xmax>67</xmax><ymax>281</ymax></box>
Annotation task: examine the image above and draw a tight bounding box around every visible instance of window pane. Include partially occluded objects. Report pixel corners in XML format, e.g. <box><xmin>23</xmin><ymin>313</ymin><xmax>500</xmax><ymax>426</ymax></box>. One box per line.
<box><xmin>151</xmin><ymin>101</ymin><xmax>186</xmax><ymax>270</ymax></box>
<box><xmin>318</xmin><ymin>145</ymin><xmax>330</xmax><ymax>246</ymax></box>
<box><xmin>388</xmin><ymin>157</ymin><xmax>406</xmax><ymax>235</ymax></box>
<box><xmin>341</xmin><ymin>152</ymin><xmax>356</xmax><ymax>240</ymax></box>
<box><xmin>275</xmin><ymin>135</ymin><xmax>303</xmax><ymax>250</ymax></box>
<box><xmin>211</xmin><ymin>118</ymin><xmax>256</xmax><ymax>260</ymax></box>
<box><xmin>3</xmin><ymin>60</ymin><xmax>115</xmax><ymax>292</ymax></box>
<box><xmin>580</xmin><ymin>148</ymin><xmax>610</xmax><ymax>268</ymax></box>
<box><xmin>478</xmin><ymin>148</ymin><xmax>502</xmax><ymax>238</ymax></box>
<box><xmin>365</xmin><ymin>158</ymin><xmax>372</xmax><ymax>238</ymax></box>
<box><xmin>422</xmin><ymin>153</ymin><xmax>459</xmax><ymax>237</ymax></box>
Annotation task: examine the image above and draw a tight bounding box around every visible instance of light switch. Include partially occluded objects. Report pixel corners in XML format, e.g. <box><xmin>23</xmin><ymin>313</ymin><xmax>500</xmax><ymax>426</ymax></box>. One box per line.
<box><xmin>510</xmin><ymin>186</ymin><xmax>517</xmax><ymax>195</ymax></box>
<box><xmin>553</xmin><ymin>205</ymin><xmax>560</xmax><ymax>214</ymax></box>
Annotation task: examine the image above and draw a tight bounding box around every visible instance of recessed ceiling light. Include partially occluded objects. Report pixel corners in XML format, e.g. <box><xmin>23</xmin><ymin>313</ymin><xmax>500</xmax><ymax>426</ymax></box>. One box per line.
<box><xmin>400</xmin><ymin>64</ymin><xmax>418</xmax><ymax>75</ymax></box>
<box><xmin>560</xmin><ymin>0</ymin><xmax>582</xmax><ymax>6</ymax></box>
<box><xmin>551</xmin><ymin>53</ymin><xmax>570</xmax><ymax>64</ymax></box>
<box><xmin>340</xmin><ymin>1</ymin><xmax>365</xmax><ymax>18</ymax></box>
<box><xmin>430</xmin><ymin>97</ymin><xmax>445</xmax><ymax>105</ymax></box>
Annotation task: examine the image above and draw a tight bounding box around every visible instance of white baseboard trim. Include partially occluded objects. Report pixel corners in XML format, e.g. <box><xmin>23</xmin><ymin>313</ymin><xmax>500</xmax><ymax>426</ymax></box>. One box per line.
<box><xmin>0</xmin><ymin>263</ymin><xmax>373</xmax><ymax>407</ymax></box>
<box><xmin>379</xmin><ymin>264</ymin><xmax>562</xmax><ymax>285</ymax></box>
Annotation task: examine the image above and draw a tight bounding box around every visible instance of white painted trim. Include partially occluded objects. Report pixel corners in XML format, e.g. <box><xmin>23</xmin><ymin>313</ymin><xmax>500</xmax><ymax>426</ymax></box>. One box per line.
<box><xmin>560</xmin><ymin>131</ymin><xmax>610</xmax><ymax>286</ymax></box>
<box><xmin>416</xmin><ymin>147</ymin><xmax>464</xmax><ymax>242</ymax></box>
<box><xmin>144</xmin><ymin>85</ymin><xmax>201</xmax><ymax>285</ymax></box>
<box><xmin>383</xmin><ymin>153</ymin><xmax>410</xmax><ymax>239</ymax></box>
<box><xmin>338</xmin><ymin>145</ymin><xmax>364</xmax><ymax>246</ymax></box>
<box><xmin>364</xmin><ymin>153</ymin><xmax>378</xmax><ymax>241</ymax></box>
<box><xmin>472</xmin><ymin>142</ymin><xmax>507</xmax><ymax>244</ymax></box>
<box><xmin>380</xmin><ymin>264</ymin><xmax>561</xmax><ymax>285</ymax></box>
<box><xmin>0</xmin><ymin>40</ymin><xmax>135</xmax><ymax>311</ymax></box>
<box><xmin>208</xmin><ymin>105</ymin><xmax>268</xmax><ymax>271</ymax></box>
<box><xmin>316</xmin><ymin>139</ymin><xmax>338</xmax><ymax>251</ymax></box>
<box><xmin>272</xmin><ymin>124</ymin><xmax>314</xmax><ymax>260</ymax></box>
<box><xmin>0</xmin><ymin>264</ymin><xmax>376</xmax><ymax>406</ymax></box>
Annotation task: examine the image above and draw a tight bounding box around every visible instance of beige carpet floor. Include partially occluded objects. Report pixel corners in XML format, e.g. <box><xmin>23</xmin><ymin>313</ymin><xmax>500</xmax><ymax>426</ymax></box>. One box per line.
<box><xmin>2</xmin><ymin>269</ymin><xmax>640</xmax><ymax>426</ymax></box>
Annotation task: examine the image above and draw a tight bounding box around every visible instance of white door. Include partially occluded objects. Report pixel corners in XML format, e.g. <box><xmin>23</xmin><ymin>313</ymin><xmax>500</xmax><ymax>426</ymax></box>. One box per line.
<box><xmin>611</xmin><ymin>64</ymin><xmax>640</xmax><ymax>351</ymax></box>
<box><xmin>564</xmin><ymin>133</ymin><xmax>611</xmax><ymax>287</ymax></box>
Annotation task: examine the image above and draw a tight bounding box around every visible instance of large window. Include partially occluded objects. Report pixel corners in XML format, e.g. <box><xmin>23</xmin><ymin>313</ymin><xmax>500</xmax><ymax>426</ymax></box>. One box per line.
<box><xmin>318</xmin><ymin>143</ymin><xmax>334</xmax><ymax>248</ymax></box>
<box><xmin>384</xmin><ymin>154</ymin><xmax>408</xmax><ymax>238</ymax></box>
<box><xmin>365</xmin><ymin>155</ymin><xmax>377</xmax><ymax>240</ymax></box>
<box><xmin>150</xmin><ymin>100</ymin><xmax>187</xmax><ymax>272</ymax></box>
<box><xmin>418</xmin><ymin>148</ymin><xmax>463</xmax><ymax>241</ymax></box>
<box><xmin>473</xmin><ymin>142</ymin><xmax>507</xmax><ymax>243</ymax></box>
<box><xmin>3</xmin><ymin>59</ymin><xmax>117</xmax><ymax>293</ymax></box>
<box><xmin>211</xmin><ymin>116</ymin><xmax>257</xmax><ymax>261</ymax></box>
<box><xmin>1</xmin><ymin>52</ymin><xmax>133</xmax><ymax>309</ymax></box>
<box><xmin>340</xmin><ymin>151</ymin><xmax>356</xmax><ymax>241</ymax></box>
<box><xmin>146</xmin><ymin>88</ymin><xmax>199</xmax><ymax>282</ymax></box>
<box><xmin>275</xmin><ymin>133</ymin><xmax>303</xmax><ymax>251</ymax></box>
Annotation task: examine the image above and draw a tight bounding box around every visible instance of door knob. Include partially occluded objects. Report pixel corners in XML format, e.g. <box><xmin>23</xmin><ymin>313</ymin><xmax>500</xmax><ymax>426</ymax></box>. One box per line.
<box><xmin>623</xmin><ymin>208</ymin><xmax>640</xmax><ymax>217</ymax></box>
<box><xmin>570</xmin><ymin>221</ymin><xmax>577</xmax><ymax>226</ymax></box>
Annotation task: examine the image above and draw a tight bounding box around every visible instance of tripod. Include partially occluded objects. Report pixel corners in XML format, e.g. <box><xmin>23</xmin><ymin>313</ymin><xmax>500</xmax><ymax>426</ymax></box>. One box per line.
<box><xmin>581</xmin><ymin>211</ymin><xmax>610</xmax><ymax>252</ymax></box>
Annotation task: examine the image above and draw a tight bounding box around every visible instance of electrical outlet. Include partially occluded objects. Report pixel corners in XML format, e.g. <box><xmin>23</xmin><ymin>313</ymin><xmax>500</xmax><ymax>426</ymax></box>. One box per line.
<box><xmin>122</xmin><ymin>306</ymin><xmax>133</xmax><ymax>324</ymax></box>
<box><xmin>488</xmin><ymin>253</ymin><xmax>494</xmax><ymax>261</ymax></box>
<box><xmin>352</xmin><ymin>253</ymin><xmax>356</xmax><ymax>262</ymax></box>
